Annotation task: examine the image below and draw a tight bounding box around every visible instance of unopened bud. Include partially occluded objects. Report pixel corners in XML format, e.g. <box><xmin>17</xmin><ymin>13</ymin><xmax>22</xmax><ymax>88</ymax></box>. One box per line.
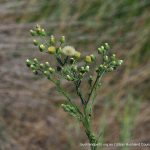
<box><xmin>49</xmin><ymin>67</ymin><xmax>55</xmax><ymax>73</ymax></box>
<box><xmin>33</xmin><ymin>58</ymin><xmax>38</xmax><ymax>63</ymax></box>
<box><xmin>85</xmin><ymin>56</ymin><xmax>92</xmax><ymax>63</ymax></box>
<box><xmin>50</xmin><ymin>35</ymin><xmax>55</xmax><ymax>45</ymax></box>
<box><xmin>85</xmin><ymin>65</ymin><xmax>90</xmax><ymax>72</ymax></box>
<box><xmin>40</xmin><ymin>63</ymin><xmax>44</xmax><ymax>68</ymax></box>
<box><xmin>105</xmin><ymin>43</ymin><xmax>110</xmax><ymax>49</ymax></box>
<box><xmin>30</xmin><ymin>30</ymin><xmax>36</xmax><ymax>36</ymax></box>
<box><xmin>90</xmin><ymin>54</ymin><xmax>95</xmax><ymax>61</ymax></box>
<box><xmin>33</xmin><ymin>39</ymin><xmax>38</xmax><ymax>46</ymax></box>
<box><xmin>66</xmin><ymin>75</ymin><xmax>72</xmax><ymax>81</ymax></box>
<box><xmin>112</xmin><ymin>61</ymin><xmax>117</xmax><ymax>65</ymax></box>
<box><xmin>98</xmin><ymin>46</ymin><xmax>104</xmax><ymax>54</ymax></box>
<box><xmin>74</xmin><ymin>51</ymin><xmax>81</xmax><ymax>59</ymax></box>
<box><xmin>70</xmin><ymin>58</ymin><xmax>75</xmax><ymax>64</ymax></box>
<box><xmin>72</xmin><ymin>65</ymin><xmax>77</xmax><ymax>71</ymax></box>
<box><xmin>117</xmin><ymin>60</ymin><xmax>123</xmax><ymax>65</ymax></box>
<box><xmin>30</xmin><ymin>64</ymin><xmax>35</xmax><ymax>70</ymax></box>
<box><xmin>111</xmin><ymin>54</ymin><xmax>116</xmax><ymax>60</ymax></box>
<box><xmin>60</xmin><ymin>36</ymin><xmax>65</xmax><ymax>43</ymax></box>
<box><xmin>26</xmin><ymin>59</ymin><xmax>31</xmax><ymax>67</ymax></box>
<box><xmin>44</xmin><ymin>71</ymin><xmax>48</xmax><ymax>76</ymax></box>
<box><xmin>39</xmin><ymin>44</ymin><xmax>45</xmax><ymax>52</ymax></box>
<box><xmin>107</xmin><ymin>67</ymin><xmax>113</xmax><ymax>72</ymax></box>
<box><xmin>45</xmin><ymin>62</ymin><xmax>50</xmax><ymax>67</ymax></box>
<box><xmin>48</xmin><ymin>46</ymin><xmax>56</xmax><ymax>54</ymax></box>
<box><xmin>104</xmin><ymin>55</ymin><xmax>109</xmax><ymax>62</ymax></box>
<box><xmin>40</xmin><ymin>29</ymin><xmax>46</xmax><ymax>36</ymax></box>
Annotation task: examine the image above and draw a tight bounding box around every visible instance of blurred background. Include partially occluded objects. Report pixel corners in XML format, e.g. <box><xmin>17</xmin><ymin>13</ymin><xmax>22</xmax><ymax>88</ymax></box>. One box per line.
<box><xmin>0</xmin><ymin>0</ymin><xmax>150</xmax><ymax>150</ymax></box>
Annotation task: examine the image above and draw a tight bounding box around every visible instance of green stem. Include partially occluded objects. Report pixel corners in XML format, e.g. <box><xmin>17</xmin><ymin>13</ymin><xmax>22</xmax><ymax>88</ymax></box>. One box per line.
<box><xmin>82</xmin><ymin>105</ymin><xmax>97</xmax><ymax>150</ymax></box>
<box><xmin>87</xmin><ymin>70</ymin><xmax>105</xmax><ymax>104</ymax></box>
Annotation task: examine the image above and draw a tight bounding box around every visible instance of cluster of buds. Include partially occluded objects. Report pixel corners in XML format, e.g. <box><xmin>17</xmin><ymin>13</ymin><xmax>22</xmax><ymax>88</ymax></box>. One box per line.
<box><xmin>30</xmin><ymin>25</ymin><xmax>81</xmax><ymax>60</ymax></box>
<box><xmin>26</xmin><ymin>25</ymin><xmax>124</xmax><ymax>148</ymax></box>
<box><xmin>85</xmin><ymin>54</ymin><xmax>96</xmax><ymax>63</ymax></box>
<box><xmin>61</xmin><ymin>104</ymin><xmax>81</xmax><ymax>121</ymax></box>
<box><xmin>30</xmin><ymin>24</ymin><xmax>46</xmax><ymax>37</ymax></box>
<box><xmin>96</xmin><ymin>43</ymin><xmax>123</xmax><ymax>73</ymax></box>
<box><xmin>26</xmin><ymin>25</ymin><xmax>123</xmax><ymax>104</ymax></box>
<box><xmin>26</xmin><ymin>58</ymin><xmax>55</xmax><ymax>78</ymax></box>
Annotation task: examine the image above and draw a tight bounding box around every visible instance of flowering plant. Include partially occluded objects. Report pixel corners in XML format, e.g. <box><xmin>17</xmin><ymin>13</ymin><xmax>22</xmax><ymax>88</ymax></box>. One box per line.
<box><xmin>26</xmin><ymin>25</ymin><xmax>123</xmax><ymax>150</ymax></box>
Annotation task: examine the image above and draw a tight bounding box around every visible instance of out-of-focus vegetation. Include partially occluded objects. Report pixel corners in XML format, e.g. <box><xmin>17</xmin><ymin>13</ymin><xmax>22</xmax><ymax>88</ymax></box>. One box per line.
<box><xmin>0</xmin><ymin>0</ymin><xmax>149</xmax><ymax>150</ymax></box>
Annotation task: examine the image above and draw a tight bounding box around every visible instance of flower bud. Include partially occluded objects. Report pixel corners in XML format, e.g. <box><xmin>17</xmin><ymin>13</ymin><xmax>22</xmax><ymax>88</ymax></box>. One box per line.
<box><xmin>49</xmin><ymin>67</ymin><xmax>55</xmax><ymax>73</ymax></box>
<box><xmin>40</xmin><ymin>63</ymin><xmax>44</xmax><ymax>68</ymax></box>
<box><xmin>107</xmin><ymin>67</ymin><xmax>113</xmax><ymax>72</ymax></box>
<box><xmin>50</xmin><ymin>35</ymin><xmax>55</xmax><ymax>45</ymax></box>
<box><xmin>69</xmin><ymin>58</ymin><xmax>75</xmax><ymax>64</ymax></box>
<box><xmin>33</xmin><ymin>39</ymin><xmax>38</xmax><ymax>46</ymax></box>
<box><xmin>90</xmin><ymin>54</ymin><xmax>95</xmax><ymax>61</ymax></box>
<box><xmin>112</xmin><ymin>61</ymin><xmax>117</xmax><ymax>65</ymax></box>
<box><xmin>56</xmin><ymin>47</ymin><xmax>62</xmax><ymax>54</ymax></box>
<box><xmin>99</xmin><ymin>64</ymin><xmax>104</xmax><ymax>69</ymax></box>
<box><xmin>111</xmin><ymin>54</ymin><xmax>116</xmax><ymax>60</ymax></box>
<box><xmin>30</xmin><ymin>30</ymin><xmax>36</xmax><ymax>36</ymax></box>
<box><xmin>48</xmin><ymin>46</ymin><xmax>56</xmax><ymax>54</ymax></box>
<box><xmin>39</xmin><ymin>44</ymin><xmax>45</xmax><ymax>52</ymax></box>
<box><xmin>104</xmin><ymin>55</ymin><xmax>109</xmax><ymax>62</ymax></box>
<box><xmin>85</xmin><ymin>56</ymin><xmax>92</xmax><ymax>63</ymax></box>
<box><xmin>60</xmin><ymin>36</ymin><xmax>65</xmax><ymax>43</ymax></box>
<box><xmin>105</xmin><ymin>43</ymin><xmax>110</xmax><ymax>49</ymax></box>
<box><xmin>44</xmin><ymin>71</ymin><xmax>48</xmax><ymax>76</ymax></box>
<box><xmin>117</xmin><ymin>60</ymin><xmax>123</xmax><ymax>65</ymax></box>
<box><xmin>103</xmin><ymin>65</ymin><xmax>107</xmax><ymax>70</ymax></box>
<box><xmin>33</xmin><ymin>58</ymin><xmax>38</xmax><ymax>63</ymax></box>
<box><xmin>40</xmin><ymin>29</ymin><xmax>46</xmax><ymax>36</ymax></box>
<box><xmin>36</xmin><ymin>27</ymin><xmax>41</xmax><ymax>35</ymax></box>
<box><xmin>74</xmin><ymin>51</ymin><xmax>81</xmax><ymax>59</ymax></box>
<box><xmin>30</xmin><ymin>64</ymin><xmax>35</xmax><ymax>70</ymax></box>
<box><xmin>72</xmin><ymin>65</ymin><xmax>77</xmax><ymax>71</ymax></box>
<box><xmin>95</xmin><ymin>67</ymin><xmax>99</xmax><ymax>73</ymax></box>
<box><xmin>98</xmin><ymin>46</ymin><xmax>104</xmax><ymax>54</ymax></box>
<box><xmin>66</xmin><ymin>75</ymin><xmax>72</xmax><ymax>81</ymax></box>
<box><xmin>85</xmin><ymin>65</ymin><xmax>90</xmax><ymax>72</ymax></box>
<box><xmin>45</xmin><ymin>62</ymin><xmax>50</xmax><ymax>67</ymax></box>
<box><xmin>26</xmin><ymin>59</ymin><xmax>31</xmax><ymax>67</ymax></box>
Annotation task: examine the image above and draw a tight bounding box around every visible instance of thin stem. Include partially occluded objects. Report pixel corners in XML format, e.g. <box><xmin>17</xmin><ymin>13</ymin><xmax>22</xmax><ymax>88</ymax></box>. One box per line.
<box><xmin>82</xmin><ymin>105</ymin><xmax>97</xmax><ymax>150</ymax></box>
<box><xmin>63</xmin><ymin>56</ymin><xmax>69</xmax><ymax>66</ymax></box>
<box><xmin>75</xmin><ymin>80</ymin><xmax>85</xmax><ymax>105</ymax></box>
<box><xmin>87</xmin><ymin>70</ymin><xmax>105</xmax><ymax>104</ymax></box>
<box><xmin>50</xmin><ymin>78</ymin><xmax>83</xmax><ymax>116</ymax></box>
<box><xmin>56</xmin><ymin>57</ymin><xmax>63</xmax><ymax>66</ymax></box>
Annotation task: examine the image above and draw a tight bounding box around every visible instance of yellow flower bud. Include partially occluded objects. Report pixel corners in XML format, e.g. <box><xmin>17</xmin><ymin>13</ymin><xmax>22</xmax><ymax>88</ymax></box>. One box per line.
<box><xmin>48</xmin><ymin>46</ymin><xmax>56</xmax><ymax>54</ymax></box>
<box><xmin>85</xmin><ymin>56</ymin><xmax>92</xmax><ymax>63</ymax></box>
<box><xmin>74</xmin><ymin>51</ymin><xmax>81</xmax><ymax>59</ymax></box>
